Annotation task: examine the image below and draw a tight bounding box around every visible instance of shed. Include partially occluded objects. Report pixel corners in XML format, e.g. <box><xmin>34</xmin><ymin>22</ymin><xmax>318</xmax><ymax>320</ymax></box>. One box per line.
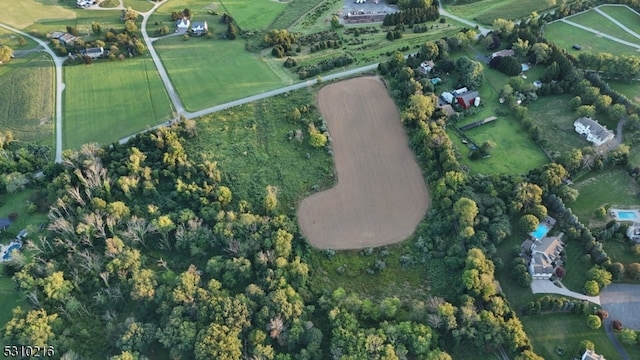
<box><xmin>453</xmin><ymin>87</ymin><xmax>468</xmax><ymax>97</ymax></box>
<box><xmin>572</xmin><ymin>44</ymin><xmax>582</xmax><ymax>50</ymax></box>
<box><xmin>440</xmin><ymin>92</ymin><xmax>454</xmax><ymax>104</ymax></box>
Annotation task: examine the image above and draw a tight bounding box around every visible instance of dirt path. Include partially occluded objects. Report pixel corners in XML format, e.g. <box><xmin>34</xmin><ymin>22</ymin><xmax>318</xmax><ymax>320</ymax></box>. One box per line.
<box><xmin>297</xmin><ymin>77</ymin><xmax>429</xmax><ymax>249</ymax></box>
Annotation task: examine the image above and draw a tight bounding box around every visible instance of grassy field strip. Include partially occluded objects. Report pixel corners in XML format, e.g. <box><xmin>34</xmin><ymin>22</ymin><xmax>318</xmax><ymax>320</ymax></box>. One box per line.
<box><xmin>445</xmin><ymin>0</ymin><xmax>557</xmax><ymax>25</ymax></box>
<box><xmin>528</xmin><ymin>95</ymin><xmax>590</xmax><ymax>155</ymax></box>
<box><xmin>560</xmin><ymin>18</ymin><xmax>640</xmax><ymax>50</ymax></box>
<box><xmin>123</xmin><ymin>0</ymin><xmax>155</xmax><ymax>12</ymax></box>
<box><xmin>0</xmin><ymin>0</ymin><xmax>76</xmax><ymax>29</ymax></box>
<box><xmin>567</xmin><ymin>10</ymin><xmax>640</xmax><ymax>45</ymax></box>
<box><xmin>544</xmin><ymin>21</ymin><xmax>640</xmax><ymax>56</ymax></box>
<box><xmin>63</xmin><ymin>57</ymin><xmax>172</xmax><ymax>149</ymax></box>
<box><xmin>599</xmin><ymin>5</ymin><xmax>640</xmax><ymax>37</ymax></box>
<box><xmin>0</xmin><ymin>53</ymin><xmax>54</xmax><ymax>147</ymax></box>
<box><xmin>219</xmin><ymin>0</ymin><xmax>287</xmax><ymax>31</ymax></box>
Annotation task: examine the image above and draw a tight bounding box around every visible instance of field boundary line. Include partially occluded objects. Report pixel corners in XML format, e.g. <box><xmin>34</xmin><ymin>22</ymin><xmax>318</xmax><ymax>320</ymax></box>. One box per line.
<box><xmin>593</xmin><ymin>6</ymin><xmax>640</xmax><ymax>41</ymax></box>
<box><xmin>559</xmin><ymin>18</ymin><xmax>640</xmax><ymax>49</ymax></box>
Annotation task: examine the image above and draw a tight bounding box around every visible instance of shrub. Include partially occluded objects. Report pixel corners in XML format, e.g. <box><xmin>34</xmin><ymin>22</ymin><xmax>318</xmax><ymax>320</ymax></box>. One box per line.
<box><xmin>584</xmin><ymin>280</ymin><xmax>599</xmax><ymax>296</ymax></box>
<box><xmin>596</xmin><ymin>309</ymin><xmax>608</xmax><ymax>320</ymax></box>
<box><xmin>619</xmin><ymin>328</ymin><xmax>637</xmax><ymax>345</ymax></box>
<box><xmin>627</xmin><ymin>263</ymin><xmax>640</xmax><ymax>280</ymax></box>
<box><xmin>612</xmin><ymin>319</ymin><xmax>623</xmax><ymax>331</ymax></box>
<box><xmin>587</xmin><ymin>315</ymin><xmax>602</xmax><ymax>329</ymax></box>
<box><xmin>578</xmin><ymin>339</ymin><xmax>595</xmax><ymax>353</ymax></box>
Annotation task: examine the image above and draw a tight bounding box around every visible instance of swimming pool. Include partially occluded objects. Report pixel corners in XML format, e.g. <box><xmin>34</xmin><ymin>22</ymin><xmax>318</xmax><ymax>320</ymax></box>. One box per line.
<box><xmin>530</xmin><ymin>223</ymin><xmax>550</xmax><ymax>240</ymax></box>
<box><xmin>617</xmin><ymin>211</ymin><xmax>638</xmax><ymax>219</ymax></box>
<box><xmin>2</xmin><ymin>243</ymin><xmax>21</xmax><ymax>261</ymax></box>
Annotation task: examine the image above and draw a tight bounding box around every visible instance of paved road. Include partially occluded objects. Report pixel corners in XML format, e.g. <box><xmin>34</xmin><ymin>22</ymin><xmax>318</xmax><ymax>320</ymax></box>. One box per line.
<box><xmin>603</xmin><ymin>318</ymin><xmax>630</xmax><ymax>360</ymax></box>
<box><xmin>560</xmin><ymin>18</ymin><xmax>640</xmax><ymax>49</ymax></box>
<box><xmin>599</xmin><ymin>284</ymin><xmax>640</xmax><ymax>360</ymax></box>
<box><xmin>0</xmin><ymin>23</ymin><xmax>65</xmax><ymax>163</ymax></box>
<box><xmin>438</xmin><ymin>2</ymin><xmax>491</xmax><ymax>36</ymax></box>
<box><xmin>594</xmin><ymin>6</ymin><xmax>640</xmax><ymax>41</ymax></box>
<box><xmin>530</xmin><ymin>279</ymin><xmax>601</xmax><ymax>305</ymax></box>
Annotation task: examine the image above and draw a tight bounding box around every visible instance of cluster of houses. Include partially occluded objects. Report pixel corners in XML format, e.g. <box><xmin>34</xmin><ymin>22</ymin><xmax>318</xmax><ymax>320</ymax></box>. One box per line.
<box><xmin>440</xmin><ymin>87</ymin><xmax>481</xmax><ymax>110</ymax></box>
<box><xmin>175</xmin><ymin>18</ymin><xmax>209</xmax><ymax>36</ymax></box>
<box><xmin>573</xmin><ymin>117</ymin><xmax>615</xmax><ymax>147</ymax></box>
<box><xmin>50</xmin><ymin>31</ymin><xmax>106</xmax><ymax>60</ymax></box>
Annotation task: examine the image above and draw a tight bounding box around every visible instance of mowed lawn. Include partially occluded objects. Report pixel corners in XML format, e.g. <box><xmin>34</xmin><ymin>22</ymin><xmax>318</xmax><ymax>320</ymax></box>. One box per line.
<box><xmin>0</xmin><ymin>0</ymin><xmax>76</xmax><ymax>29</ymax></box>
<box><xmin>445</xmin><ymin>0</ymin><xmax>557</xmax><ymax>25</ymax></box>
<box><xmin>123</xmin><ymin>0</ymin><xmax>156</xmax><ymax>12</ymax></box>
<box><xmin>0</xmin><ymin>53</ymin><xmax>54</xmax><ymax>147</ymax></box>
<box><xmin>544</xmin><ymin>21</ymin><xmax>640</xmax><ymax>56</ymax></box>
<box><xmin>522</xmin><ymin>313</ymin><xmax>618</xmax><ymax>359</ymax></box>
<box><xmin>63</xmin><ymin>57</ymin><xmax>172</xmax><ymax>150</ymax></box>
<box><xmin>609</xmin><ymin>80</ymin><xmax>640</xmax><ymax>105</ymax></box>
<box><xmin>567</xmin><ymin>10</ymin><xmax>640</xmax><ymax>45</ymax></box>
<box><xmin>599</xmin><ymin>5</ymin><xmax>640</xmax><ymax>36</ymax></box>
<box><xmin>571</xmin><ymin>169</ymin><xmax>640</xmax><ymax>223</ymax></box>
<box><xmin>25</xmin><ymin>9</ymin><xmax>125</xmax><ymax>44</ymax></box>
<box><xmin>154</xmin><ymin>37</ymin><xmax>284</xmax><ymax>111</ymax></box>
<box><xmin>528</xmin><ymin>95</ymin><xmax>590</xmax><ymax>155</ymax></box>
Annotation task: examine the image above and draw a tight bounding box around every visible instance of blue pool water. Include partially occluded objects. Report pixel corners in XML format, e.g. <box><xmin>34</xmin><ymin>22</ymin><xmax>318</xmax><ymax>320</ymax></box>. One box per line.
<box><xmin>617</xmin><ymin>211</ymin><xmax>638</xmax><ymax>219</ymax></box>
<box><xmin>2</xmin><ymin>243</ymin><xmax>21</xmax><ymax>260</ymax></box>
<box><xmin>530</xmin><ymin>223</ymin><xmax>550</xmax><ymax>240</ymax></box>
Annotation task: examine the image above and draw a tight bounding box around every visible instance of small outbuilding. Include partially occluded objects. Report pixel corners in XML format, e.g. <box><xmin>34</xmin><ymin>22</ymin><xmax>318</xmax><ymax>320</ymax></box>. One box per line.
<box><xmin>440</xmin><ymin>92</ymin><xmax>454</xmax><ymax>104</ymax></box>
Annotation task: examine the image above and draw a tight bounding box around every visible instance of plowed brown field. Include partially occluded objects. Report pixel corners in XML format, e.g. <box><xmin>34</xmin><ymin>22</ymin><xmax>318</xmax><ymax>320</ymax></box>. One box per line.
<box><xmin>297</xmin><ymin>77</ymin><xmax>430</xmax><ymax>249</ymax></box>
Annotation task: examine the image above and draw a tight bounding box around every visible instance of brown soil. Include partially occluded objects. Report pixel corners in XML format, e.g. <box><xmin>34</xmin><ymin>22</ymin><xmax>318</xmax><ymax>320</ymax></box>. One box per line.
<box><xmin>297</xmin><ymin>77</ymin><xmax>430</xmax><ymax>249</ymax></box>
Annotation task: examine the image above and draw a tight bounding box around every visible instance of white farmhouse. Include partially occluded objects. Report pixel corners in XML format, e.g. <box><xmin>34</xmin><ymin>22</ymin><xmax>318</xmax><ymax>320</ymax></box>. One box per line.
<box><xmin>574</xmin><ymin>117</ymin><xmax>614</xmax><ymax>146</ymax></box>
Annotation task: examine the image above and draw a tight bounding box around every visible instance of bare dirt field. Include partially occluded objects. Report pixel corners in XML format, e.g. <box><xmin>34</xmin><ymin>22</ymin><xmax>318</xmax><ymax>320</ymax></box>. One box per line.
<box><xmin>297</xmin><ymin>77</ymin><xmax>429</xmax><ymax>249</ymax></box>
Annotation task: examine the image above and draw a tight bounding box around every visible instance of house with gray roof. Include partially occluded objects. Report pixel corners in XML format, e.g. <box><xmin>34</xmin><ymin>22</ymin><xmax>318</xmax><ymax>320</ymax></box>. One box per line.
<box><xmin>574</xmin><ymin>117</ymin><xmax>614</xmax><ymax>146</ymax></box>
<box><xmin>526</xmin><ymin>233</ymin><xmax>564</xmax><ymax>279</ymax></box>
<box><xmin>581</xmin><ymin>349</ymin><xmax>605</xmax><ymax>360</ymax></box>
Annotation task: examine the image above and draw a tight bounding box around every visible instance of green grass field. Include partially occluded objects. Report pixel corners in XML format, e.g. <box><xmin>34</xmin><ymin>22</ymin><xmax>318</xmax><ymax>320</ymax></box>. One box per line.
<box><xmin>571</xmin><ymin>169</ymin><xmax>640</xmax><ymax>224</ymax></box>
<box><xmin>25</xmin><ymin>9</ymin><xmax>126</xmax><ymax>43</ymax></box>
<box><xmin>599</xmin><ymin>5</ymin><xmax>640</xmax><ymax>36</ymax></box>
<box><xmin>609</xmin><ymin>80</ymin><xmax>640</xmax><ymax>105</ymax></box>
<box><xmin>218</xmin><ymin>0</ymin><xmax>287</xmax><ymax>31</ymax></box>
<box><xmin>0</xmin><ymin>276</ymin><xmax>24</xmax><ymax>334</ymax></box>
<box><xmin>0</xmin><ymin>53</ymin><xmax>54</xmax><ymax>147</ymax></box>
<box><xmin>543</xmin><ymin>21</ymin><xmax>640</xmax><ymax>56</ymax></box>
<box><xmin>0</xmin><ymin>0</ymin><xmax>76</xmax><ymax>29</ymax></box>
<box><xmin>0</xmin><ymin>28</ymin><xmax>38</xmax><ymax>50</ymax></box>
<box><xmin>154</xmin><ymin>36</ymin><xmax>285</xmax><ymax>111</ymax></box>
<box><xmin>567</xmin><ymin>10</ymin><xmax>640</xmax><ymax>45</ymax></box>
<box><xmin>528</xmin><ymin>95</ymin><xmax>590</xmax><ymax>155</ymax></box>
<box><xmin>602</xmin><ymin>238</ymin><xmax>640</xmax><ymax>266</ymax></box>
<box><xmin>444</xmin><ymin>0</ymin><xmax>557</xmax><ymax>25</ymax></box>
<box><xmin>63</xmin><ymin>56</ymin><xmax>172</xmax><ymax>150</ymax></box>
<box><xmin>560</xmin><ymin>241</ymin><xmax>591</xmax><ymax>293</ymax></box>
<box><xmin>522</xmin><ymin>313</ymin><xmax>618</xmax><ymax>359</ymax></box>
<box><xmin>269</xmin><ymin>0</ymin><xmax>325</xmax><ymax>30</ymax></box>
<box><xmin>123</xmin><ymin>0</ymin><xmax>156</xmax><ymax>12</ymax></box>
<box><xmin>183</xmin><ymin>89</ymin><xmax>335</xmax><ymax>209</ymax></box>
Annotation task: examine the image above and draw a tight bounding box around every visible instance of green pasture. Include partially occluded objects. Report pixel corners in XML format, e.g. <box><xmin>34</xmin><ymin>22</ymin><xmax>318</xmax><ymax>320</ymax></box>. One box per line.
<box><xmin>0</xmin><ymin>0</ymin><xmax>76</xmax><ymax>29</ymax></box>
<box><xmin>0</xmin><ymin>52</ymin><xmax>54</xmax><ymax>147</ymax></box>
<box><xmin>567</xmin><ymin>10</ymin><xmax>640</xmax><ymax>46</ymax></box>
<box><xmin>183</xmin><ymin>90</ymin><xmax>334</xmax><ymax>209</ymax></box>
<box><xmin>528</xmin><ymin>95</ymin><xmax>589</xmax><ymax>155</ymax></box>
<box><xmin>154</xmin><ymin>36</ymin><xmax>284</xmax><ymax>111</ymax></box>
<box><xmin>571</xmin><ymin>169</ymin><xmax>640</xmax><ymax>224</ymax></box>
<box><xmin>522</xmin><ymin>313</ymin><xmax>618</xmax><ymax>359</ymax></box>
<box><xmin>599</xmin><ymin>5</ymin><xmax>640</xmax><ymax>36</ymax></box>
<box><xmin>444</xmin><ymin>0</ymin><xmax>557</xmax><ymax>25</ymax></box>
<box><xmin>543</xmin><ymin>21</ymin><xmax>640</xmax><ymax>56</ymax></box>
<box><xmin>99</xmin><ymin>0</ymin><xmax>121</xmax><ymax>8</ymax></box>
<box><xmin>63</xmin><ymin>56</ymin><xmax>172</xmax><ymax>150</ymax></box>
<box><xmin>123</xmin><ymin>0</ymin><xmax>156</xmax><ymax>12</ymax></box>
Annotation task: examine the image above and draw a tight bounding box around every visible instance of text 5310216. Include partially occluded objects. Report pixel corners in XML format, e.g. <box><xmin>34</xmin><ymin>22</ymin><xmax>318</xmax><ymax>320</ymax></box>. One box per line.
<box><xmin>3</xmin><ymin>345</ymin><xmax>55</xmax><ymax>358</ymax></box>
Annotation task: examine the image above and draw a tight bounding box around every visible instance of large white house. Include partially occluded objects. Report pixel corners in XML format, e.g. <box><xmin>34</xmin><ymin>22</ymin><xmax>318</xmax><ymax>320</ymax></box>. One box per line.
<box><xmin>574</xmin><ymin>117</ymin><xmax>614</xmax><ymax>146</ymax></box>
<box><xmin>527</xmin><ymin>233</ymin><xmax>564</xmax><ymax>280</ymax></box>
<box><xmin>581</xmin><ymin>349</ymin><xmax>605</xmax><ymax>360</ymax></box>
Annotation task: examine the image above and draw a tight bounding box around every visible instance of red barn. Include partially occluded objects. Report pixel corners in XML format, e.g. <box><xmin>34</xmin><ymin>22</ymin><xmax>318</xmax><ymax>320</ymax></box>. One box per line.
<box><xmin>456</xmin><ymin>91</ymin><xmax>480</xmax><ymax>109</ymax></box>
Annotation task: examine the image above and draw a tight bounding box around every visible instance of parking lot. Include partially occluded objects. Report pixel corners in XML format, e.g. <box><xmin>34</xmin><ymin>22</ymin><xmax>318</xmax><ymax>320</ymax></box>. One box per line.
<box><xmin>340</xmin><ymin>0</ymin><xmax>399</xmax><ymax>24</ymax></box>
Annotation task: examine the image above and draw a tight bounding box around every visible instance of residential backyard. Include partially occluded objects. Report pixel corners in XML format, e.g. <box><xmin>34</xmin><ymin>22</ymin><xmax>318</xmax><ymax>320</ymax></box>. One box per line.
<box><xmin>528</xmin><ymin>95</ymin><xmax>590</xmax><ymax>155</ymax></box>
<box><xmin>571</xmin><ymin>169</ymin><xmax>640</xmax><ymax>224</ymax></box>
<box><xmin>522</xmin><ymin>313</ymin><xmax>618</xmax><ymax>359</ymax></box>
<box><xmin>63</xmin><ymin>56</ymin><xmax>173</xmax><ymax>150</ymax></box>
